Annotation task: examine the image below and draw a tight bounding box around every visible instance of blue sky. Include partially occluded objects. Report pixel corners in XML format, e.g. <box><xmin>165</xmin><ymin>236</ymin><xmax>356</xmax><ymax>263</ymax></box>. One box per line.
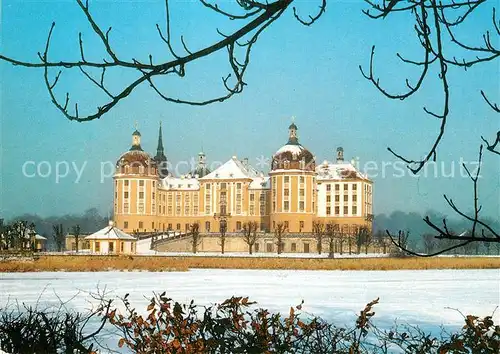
<box><xmin>1</xmin><ymin>0</ymin><xmax>498</xmax><ymax>220</ymax></box>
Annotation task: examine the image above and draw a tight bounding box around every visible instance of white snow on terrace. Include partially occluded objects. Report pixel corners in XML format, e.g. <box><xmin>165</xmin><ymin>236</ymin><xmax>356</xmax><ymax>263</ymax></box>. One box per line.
<box><xmin>200</xmin><ymin>156</ymin><xmax>260</xmax><ymax>180</ymax></box>
<box><xmin>84</xmin><ymin>223</ymin><xmax>135</xmax><ymax>241</ymax></box>
<box><xmin>316</xmin><ymin>160</ymin><xmax>369</xmax><ymax>180</ymax></box>
<box><xmin>274</xmin><ymin>144</ymin><xmax>305</xmax><ymax>158</ymax></box>
<box><xmin>249</xmin><ymin>176</ymin><xmax>270</xmax><ymax>190</ymax></box>
<box><xmin>160</xmin><ymin>176</ymin><xmax>200</xmax><ymax>190</ymax></box>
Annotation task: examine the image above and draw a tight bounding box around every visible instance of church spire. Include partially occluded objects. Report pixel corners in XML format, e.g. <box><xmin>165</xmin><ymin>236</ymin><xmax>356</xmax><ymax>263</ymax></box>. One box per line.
<box><xmin>154</xmin><ymin>121</ymin><xmax>169</xmax><ymax>178</ymax></box>
<box><xmin>156</xmin><ymin>121</ymin><xmax>165</xmax><ymax>156</ymax></box>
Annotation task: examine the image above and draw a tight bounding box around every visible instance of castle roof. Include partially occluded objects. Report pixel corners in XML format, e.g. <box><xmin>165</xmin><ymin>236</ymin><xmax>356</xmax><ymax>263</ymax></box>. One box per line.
<box><xmin>200</xmin><ymin>156</ymin><xmax>259</xmax><ymax>180</ymax></box>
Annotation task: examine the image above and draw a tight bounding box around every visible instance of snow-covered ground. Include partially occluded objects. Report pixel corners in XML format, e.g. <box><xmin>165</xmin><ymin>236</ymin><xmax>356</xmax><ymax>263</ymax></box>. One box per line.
<box><xmin>0</xmin><ymin>269</ymin><xmax>498</xmax><ymax>331</ymax></box>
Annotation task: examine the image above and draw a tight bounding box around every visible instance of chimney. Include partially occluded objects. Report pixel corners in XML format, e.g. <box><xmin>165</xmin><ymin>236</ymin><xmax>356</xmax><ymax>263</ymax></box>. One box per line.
<box><xmin>243</xmin><ymin>157</ymin><xmax>249</xmax><ymax>167</ymax></box>
<box><xmin>336</xmin><ymin>147</ymin><xmax>344</xmax><ymax>163</ymax></box>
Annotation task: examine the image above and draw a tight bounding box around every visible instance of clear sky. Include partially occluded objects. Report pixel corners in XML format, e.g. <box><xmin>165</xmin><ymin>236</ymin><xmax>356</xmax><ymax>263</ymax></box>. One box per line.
<box><xmin>1</xmin><ymin>0</ymin><xmax>498</xmax><ymax>220</ymax></box>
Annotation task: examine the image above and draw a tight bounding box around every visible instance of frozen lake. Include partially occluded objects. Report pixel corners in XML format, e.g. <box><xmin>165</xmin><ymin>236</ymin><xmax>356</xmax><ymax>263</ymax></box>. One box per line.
<box><xmin>1</xmin><ymin>269</ymin><xmax>498</xmax><ymax>334</ymax></box>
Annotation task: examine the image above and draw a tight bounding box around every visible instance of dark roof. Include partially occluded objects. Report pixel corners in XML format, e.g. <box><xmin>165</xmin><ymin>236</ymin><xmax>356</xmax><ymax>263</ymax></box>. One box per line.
<box><xmin>289</xmin><ymin>122</ymin><xmax>298</xmax><ymax>130</ymax></box>
<box><xmin>132</xmin><ymin>129</ymin><xmax>141</xmax><ymax>137</ymax></box>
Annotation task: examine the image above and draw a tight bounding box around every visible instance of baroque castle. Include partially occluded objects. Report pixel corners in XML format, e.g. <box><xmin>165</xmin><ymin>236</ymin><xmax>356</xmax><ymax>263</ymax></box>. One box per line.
<box><xmin>113</xmin><ymin>122</ymin><xmax>373</xmax><ymax>240</ymax></box>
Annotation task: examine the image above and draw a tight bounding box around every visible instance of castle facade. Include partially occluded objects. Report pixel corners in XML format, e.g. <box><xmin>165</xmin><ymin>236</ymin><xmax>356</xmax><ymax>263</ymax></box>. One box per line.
<box><xmin>113</xmin><ymin>123</ymin><xmax>373</xmax><ymax>236</ymax></box>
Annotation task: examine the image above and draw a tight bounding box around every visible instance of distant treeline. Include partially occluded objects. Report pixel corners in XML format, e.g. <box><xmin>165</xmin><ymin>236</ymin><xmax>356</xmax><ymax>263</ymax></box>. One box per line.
<box><xmin>5</xmin><ymin>208</ymin><xmax>107</xmax><ymax>243</ymax></box>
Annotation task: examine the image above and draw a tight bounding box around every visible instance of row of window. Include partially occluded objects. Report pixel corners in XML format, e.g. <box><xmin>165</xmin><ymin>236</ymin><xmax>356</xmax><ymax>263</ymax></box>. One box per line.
<box><xmin>326</xmin><ymin>194</ymin><xmax>357</xmax><ymax>202</ymax></box>
<box><xmin>326</xmin><ymin>183</ymin><xmax>357</xmax><ymax>192</ymax></box>
<box><xmin>326</xmin><ymin>205</ymin><xmax>358</xmax><ymax>215</ymax></box>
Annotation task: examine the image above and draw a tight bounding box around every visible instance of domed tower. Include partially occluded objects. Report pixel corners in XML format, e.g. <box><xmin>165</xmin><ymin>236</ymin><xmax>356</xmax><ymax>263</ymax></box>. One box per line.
<box><xmin>270</xmin><ymin>121</ymin><xmax>316</xmax><ymax>233</ymax></box>
<box><xmin>113</xmin><ymin>128</ymin><xmax>159</xmax><ymax>233</ymax></box>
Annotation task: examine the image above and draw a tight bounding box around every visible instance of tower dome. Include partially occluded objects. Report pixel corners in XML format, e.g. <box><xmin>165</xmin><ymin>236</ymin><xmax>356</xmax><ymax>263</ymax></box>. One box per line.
<box><xmin>116</xmin><ymin>129</ymin><xmax>157</xmax><ymax>175</ymax></box>
<box><xmin>271</xmin><ymin>122</ymin><xmax>315</xmax><ymax>171</ymax></box>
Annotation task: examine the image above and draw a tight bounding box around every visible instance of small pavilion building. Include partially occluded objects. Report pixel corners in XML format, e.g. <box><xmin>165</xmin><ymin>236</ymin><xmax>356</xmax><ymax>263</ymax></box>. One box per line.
<box><xmin>85</xmin><ymin>221</ymin><xmax>137</xmax><ymax>254</ymax></box>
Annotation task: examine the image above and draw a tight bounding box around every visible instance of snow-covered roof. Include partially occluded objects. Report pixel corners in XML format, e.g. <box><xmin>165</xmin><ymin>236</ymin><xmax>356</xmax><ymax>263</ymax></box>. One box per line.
<box><xmin>315</xmin><ymin>160</ymin><xmax>370</xmax><ymax>181</ymax></box>
<box><xmin>200</xmin><ymin>156</ymin><xmax>260</xmax><ymax>180</ymax></box>
<box><xmin>249</xmin><ymin>176</ymin><xmax>271</xmax><ymax>190</ymax></box>
<box><xmin>274</xmin><ymin>144</ymin><xmax>306</xmax><ymax>158</ymax></box>
<box><xmin>160</xmin><ymin>176</ymin><xmax>200</xmax><ymax>190</ymax></box>
<box><xmin>34</xmin><ymin>234</ymin><xmax>47</xmax><ymax>240</ymax></box>
<box><xmin>85</xmin><ymin>222</ymin><xmax>136</xmax><ymax>241</ymax></box>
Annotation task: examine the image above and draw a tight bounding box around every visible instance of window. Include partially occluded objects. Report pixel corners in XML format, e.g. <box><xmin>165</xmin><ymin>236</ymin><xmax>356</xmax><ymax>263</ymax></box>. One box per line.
<box><xmin>284</xmin><ymin>176</ymin><xmax>290</xmax><ymax>183</ymax></box>
<box><xmin>236</xmin><ymin>183</ymin><xmax>242</xmax><ymax>189</ymax></box>
<box><xmin>326</xmin><ymin>195</ymin><xmax>331</xmax><ymax>202</ymax></box>
<box><xmin>152</xmin><ymin>222</ymin><xmax>155</xmax><ymax>229</ymax></box>
<box><xmin>352</xmin><ymin>184</ymin><xmax>357</xmax><ymax>191</ymax></box>
<box><xmin>344</xmin><ymin>195</ymin><xmax>348</xmax><ymax>202</ymax></box>
<box><xmin>120</xmin><ymin>242</ymin><xmax>124</xmax><ymax>252</ymax></box>
<box><xmin>124</xmin><ymin>203</ymin><xmax>129</xmax><ymax>213</ymax></box>
<box><xmin>299</xmin><ymin>201</ymin><xmax>305</xmax><ymax>212</ymax></box>
<box><xmin>220</xmin><ymin>182</ymin><xmax>226</xmax><ymax>189</ymax></box>
<box><xmin>168</xmin><ymin>223</ymin><xmax>172</xmax><ymax>230</ymax></box>
<box><xmin>139</xmin><ymin>180</ymin><xmax>144</xmax><ymax>187</ymax></box>
<box><xmin>326</xmin><ymin>184</ymin><xmax>331</xmax><ymax>191</ymax></box>
<box><xmin>250</xmin><ymin>193</ymin><xmax>255</xmax><ymax>201</ymax></box>
<box><xmin>284</xmin><ymin>221</ymin><xmax>289</xmax><ymax>229</ymax></box>
<box><xmin>152</xmin><ymin>192</ymin><xmax>155</xmax><ymax>200</ymax></box>
<box><xmin>124</xmin><ymin>192</ymin><xmax>129</xmax><ymax>199</ymax></box>
<box><xmin>95</xmin><ymin>241</ymin><xmax>100</xmax><ymax>252</ymax></box>
<box><xmin>326</xmin><ymin>206</ymin><xmax>331</xmax><ymax>215</ymax></box>
<box><xmin>139</xmin><ymin>221</ymin><xmax>143</xmax><ymax>229</ymax></box>
<box><xmin>255</xmin><ymin>243</ymin><xmax>260</xmax><ymax>252</ymax></box>
<box><xmin>266</xmin><ymin>243</ymin><xmax>273</xmax><ymax>252</ymax></box>
<box><xmin>352</xmin><ymin>206</ymin><xmax>357</xmax><ymax>215</ymax></box>
<box><xmin>291</xmin><ymin>243</ymin><xmax>297</xmax><ymax>252</ymax></box>
<box><xmin>139</xmin><ymin>192</ymin><xmax>144</xmax><ymax>199</ymax></box>
<box><xmin>124</xmin><ymin>221</ymin><xmax>128</xmax><ymax>229</ymax></box>
<box><xmin>176</xmin><ymin>223</ymin><xmax>181</xmax><ymax>230</ymax></box>
<box><xmin>300</xmin><ymin>176</ymin><xmax>305</xmax><ymax>183</ymax></box>
<box><xmin>299</xmin><ymin>221</ymin><xmax>304</xmax><ymax>230</ymax></box>
<box><xmin>335</xmin><ymin>195</ymin><xmax>340</xmax><ymax>202</ymax></box>
<box><xmin>284</xmin><ymin>189</ymin><xmax>289</xmax><ymax>196</ymax></box>
<box><xmin>344</xmin><ymin>206</ymin><xmax>349</xmax><ymax>215</ymax></box>
<box><xmin>352</xmin><ymin>195</ymin><xmax>357</xmax><ymax>202</ymax></box>
<box><xmin>335</xmin><ymin>206</ymin><xmax>340</xmax><ymax>215</ymax></box>
<box><xmin>260</xmin><ymin>204</ymin><xmax>265</xmax><ymax>215</ymax></box>
<box><xmin>109</xmin><ymin>242</ymin><xmax>114</xmax><ymax>253</ymax></box>
<box><xmin>236</xmin><ymin>221</ymin><xmax>242</xmax><ymax>230</ymax></box>
<box><xmin>284</xmin><ymin>201</ymin><xmax>289</xmax><ymax>211</ymax></box>
<box><xmin>124</xmin><ymin>180</ymin><xmax>129</xmax><ymax>186</ymax></box>
<box><xmin>344</xmin><ymin>184</ymin><xmax>348</xmax><ymax>191</ymax></box>
<box><xmin>205</xmin><ymin>221</ymin><xmax>211</xmax><ymax>232</ymax></box>
<box><xmin>299</xmin><ymin>189</ymin><xmax>305</xmax><ymax>197</ymax></box>
<box><xmin>303</xmin><ymin>243</ymin><xmax>310</xmax><ymax>253</ymax></box>
<box><xmin>250</xmin><ymin>205</ymin><xmax>255</xmax><ymax>215</ymax></box>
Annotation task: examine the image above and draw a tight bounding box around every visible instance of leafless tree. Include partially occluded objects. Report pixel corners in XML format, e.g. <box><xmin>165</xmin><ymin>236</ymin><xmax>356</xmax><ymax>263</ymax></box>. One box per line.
<box><xmin>326</xmin><ymin>221</ymin><xmax>338</xmax><ymax>258</ymax></box>
<box><xmin>363</xmin><ymin>1</ymin><xmax>499</xmax><ymax>254</ymax></box>
<box><xmin>72</xmin><ymin>224</ymin><xmax>81</xmax><ymax>253</ymax></box>
<box><xmin>422</xmin><ymin>234</ymin><xmax>436</xmax><ymax>255</ymax></box>
<box><xmin>362</xmin><ymin>0</ymin><xmax>499</xmax><ymax>173</ymax></box>
<box><xmin>190</xmin><ymin>222</ymin><xmax>201</xmax><ymax>254</ymax></box>
<box><xmin>355</xmin><ymin>226</ymin><xmax>370</xmax><ymax>254</ymax></box>
<box><xmin>53</xmin><ymin>224</ymin><xmax>65</xmax><ymax>252</ymax></box>
<box><xmin>312</xmin><ymin>220</ymin><xmax>325</xmax><ymax>255</ymax></box>
<box><xmin>335</xmin><ymin>226</ymin><xmax>346</xmax><ymax>255</ymax></box>
<box><xmin>217</xmin><ymin>219</ymin><xmax>228</xmax><ymax>254</ymax></box>
<box><xmin>273</xmin><ymin>222</ymin><xmax>287</xmax><ymax>254</ymax></box>
<box><xmin>0</xmin><ymin>0</ymin><xmax>327</xmax><ymax>122</ymax></box>
<box><xmin>242</xmin><ymin>221</ymin><xmax>258</xmax><ymax>254</ymax></box>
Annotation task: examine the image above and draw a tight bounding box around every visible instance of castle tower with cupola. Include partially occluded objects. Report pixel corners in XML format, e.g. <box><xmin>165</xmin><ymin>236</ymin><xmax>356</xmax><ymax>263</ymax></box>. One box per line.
<box><xmin>114</xmin><ymin>128</ymin><xmax>160</xmax><ymax>233</ymax></box>
<box><xmin>269</xmin><ymin>122</ymin><xmax>316</xmax><ymax>233</ymax></box>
